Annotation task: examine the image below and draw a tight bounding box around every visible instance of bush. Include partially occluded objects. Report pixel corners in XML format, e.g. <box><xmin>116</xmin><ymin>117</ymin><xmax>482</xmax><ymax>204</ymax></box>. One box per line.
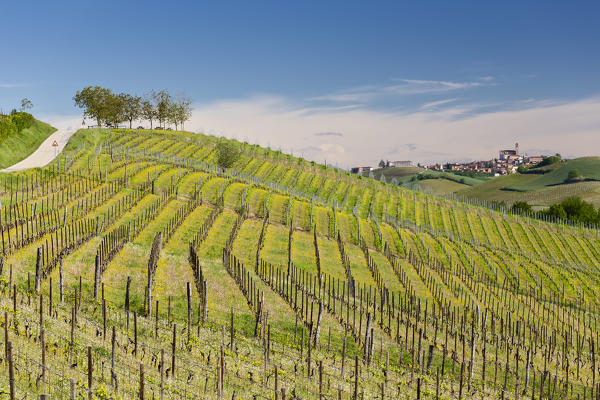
<box><xmin>216</xmin><ymin>141</ymin><xmax>240</xmax><ymax>169</ymax></box>
<box><xmin>540</xmin><ymin>196</ymin><xmax>600</xmax><ymax>225</ymax></box>
<box><xmin>565</xmin><ymin>169</ymin><xmax>582</xmax><ymax>183</ymax></box>
<box><xmin>544</xmin><ymin>204</ymin><xmax>567</xmax><ymax>220</ymax></box>
<box><xmin>536</xmin><ymin>155</ymin><xmax>561</xmax><ymax>168</ymax></box>
<box><xmin>0</xmin><ymin>112</ymin><xmax>34</xmax><ymax>139</ymax></box>
<box><xmin>512</xmin><ymin>201</ymin><xmax>532</xmax><ymax>214</ymax></box>
<box><xmin>11</xmin><ymin>112</ymin><xmax>34</xmax><ymax>131</ymax></box>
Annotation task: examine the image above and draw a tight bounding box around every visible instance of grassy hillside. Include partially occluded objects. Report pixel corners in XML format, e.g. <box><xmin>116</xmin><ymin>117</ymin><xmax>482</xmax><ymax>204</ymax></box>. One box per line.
<box><xmin>0</xmin><ymin>117</ymin><xmax>56</xmax><ymax>168</ymax></box>
<box><xmin>454</xmin><ymin>158</ymin><xmax>600</xmax><ymax>207</ymax></box>
<box><xmin>506</xmin><ymin>157</ymin><xmax>600</xmax><ymax>191</ymax></box>
<box><xmin>0</xmin><ymin>127</ymin><xmax>599</xmax><ymax>398</ymax></box>
<box><xmin>363</xmin><ymin>165</ymin><xmax>424</xmax><ymax>180</ymax></box>
<box><xmin>404</xmin><ymin>177</ymin><xmax>471</xmax><ymax>195</ymax></box>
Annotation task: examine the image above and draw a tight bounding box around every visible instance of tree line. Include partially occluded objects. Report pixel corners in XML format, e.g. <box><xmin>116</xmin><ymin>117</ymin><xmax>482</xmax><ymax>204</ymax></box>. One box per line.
<box><xmin>512</xmin><ymin>196</ymin><xmax>600</xmax><ymax>225</ymax></box>
<box><xmin>74</xmin><ymin>86</ymin><xmax>192</xmax><ymax>130</ymax></box>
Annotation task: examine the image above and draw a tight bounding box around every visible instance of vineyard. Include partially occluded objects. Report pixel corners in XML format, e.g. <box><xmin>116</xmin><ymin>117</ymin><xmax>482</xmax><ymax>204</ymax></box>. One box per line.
<box><xmin>1</xmin><ymin>127</ymin><xmax>600</xmax><ymax>399</ymax></box>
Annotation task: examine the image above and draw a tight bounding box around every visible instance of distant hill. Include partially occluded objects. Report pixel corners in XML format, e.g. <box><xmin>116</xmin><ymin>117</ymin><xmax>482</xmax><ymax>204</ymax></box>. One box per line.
<box><xmin>505</xmin><ymin>157</ymin><xmax>600</xmax><ymax>191</ymax></box>
<box><xmin>371</xmin><ymin>158</ymin><xmax>600</xmax><ymax>208</ymax></box>
<box><xmin>362</xmin><ymin>166</ymin><xmax>424</xmax><ymax>180</ymax></box>
<box><xmin>456</xmin><ymin>157</ymin><xmax>600</xmax><ymax>208</ymax></box>
<box><xmin>402</xmin><ymin>178</ymin><xmax>471</xmax><ymax>195</ymax></box>
<box><xmin>0</xmin><ymin>114</ymin><xmax>56</xmax><ymax>168</ymax></box>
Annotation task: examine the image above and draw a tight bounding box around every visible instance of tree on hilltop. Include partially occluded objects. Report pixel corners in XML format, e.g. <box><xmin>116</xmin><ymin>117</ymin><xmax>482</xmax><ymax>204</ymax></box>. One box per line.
<box><xmin>141</xmin><ymin>99</ymin><xmax>157</xmax><ymax>129</ymax></box>
<box><xmin>176</xmin><ymin>96</ymin><xmax>192</xmax><ymax>130</ymax></box>
<box><xmin>20</xmin><ymin>98</ymin><xmax>33</xmax><ymax>112</ymax></box>
<box><xmin>120</xmin><ymin>93</ymin><xmax>142</xmax><ymax>129</ymax></box>
<box><xmin>74</xmin><ymin>86</ymin><xmax>113</xmax><ymax>127</ymax></box>
<box><xmin>105</xmin><ymin>93</ymin><xmax>126</xmax><ymax>128</ymax></box>
<box><xmin>152</xmin><ymin>89</ymin><xmax>172</xmax><ymax>128</ymax></box>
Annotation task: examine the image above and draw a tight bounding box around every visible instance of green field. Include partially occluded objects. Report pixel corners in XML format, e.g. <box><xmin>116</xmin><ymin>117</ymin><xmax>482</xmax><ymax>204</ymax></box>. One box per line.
<box><xmin>363</xmin><ymin>165</ymin><xmax>424</xmax><ymax>180</ymax></box>
<box><xmin>0</xmin><ymin>127</ymin><xmax>598</xmax><ymax>399</ymax></box>
<box><xmin>408</xmin><ymin>177</ymin><xmax>471</xmax><ymax>195</ymax></box>
<box><xmin>506</xmin><ymin>157</ymin><xmax>600</xmax><ymax>191</ymax></box>
<box><xmin>0</xmin><ymin>117</ymin><xmax>56</xmax><ymax>168</ymax></box>
<box><xmin>452</xmin><ymin>158</ymin><xmax>600</xmax><ymax>207</ymax></box>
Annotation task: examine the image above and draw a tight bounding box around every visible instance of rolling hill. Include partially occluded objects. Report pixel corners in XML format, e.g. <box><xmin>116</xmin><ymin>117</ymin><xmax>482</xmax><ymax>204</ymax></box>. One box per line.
<box><xmin>0</xmin><ymin>127</ymin><xmax>598</xmax><ymax>398</ymax></box>
<box><xmin>0</xmin><ymin>115</ymin><xmax>56</xmax><ymax>169</ymax></box>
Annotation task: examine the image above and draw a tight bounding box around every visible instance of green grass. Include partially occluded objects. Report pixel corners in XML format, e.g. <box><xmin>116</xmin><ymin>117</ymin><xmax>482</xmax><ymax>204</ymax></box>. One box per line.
<box><xmin>455</xmin><ymin>158</ymin><xmax>600</xmax><ymax>207</ymax></box>
<box><xmin>4</xmin><ymin>127</ymin><xmax>600</xmax><ymax>399</ymax></box>
<box><xmin>399</xmin><ymin>169</ymin><xmax>487</xmax><ymax>186</ymax></box>
<box><xmin>506</xmin><ymin>157</ymin><xmax>600</xmax><ymax>191</ymax></box>
<box><xmin>413</xmin><ymin>178</ymin><xmax>470</xmax><ymax>195</ymax></box>
<box><xmin>364</xmin><ymin>166</ymin><xmax>424</xmax><ymax>180</ymax></box>
<box><xmin>0</xmin><ymin>118</ymin><xmax>56</xmax><ymax>168</ymax></box>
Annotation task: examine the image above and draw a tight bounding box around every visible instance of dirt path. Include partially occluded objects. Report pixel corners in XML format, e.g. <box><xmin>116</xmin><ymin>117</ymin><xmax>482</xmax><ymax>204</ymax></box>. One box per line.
<box><xmin>0</xmin><ymin>129</ymin><xmax>75</xmax><ymax>172</ymax></box>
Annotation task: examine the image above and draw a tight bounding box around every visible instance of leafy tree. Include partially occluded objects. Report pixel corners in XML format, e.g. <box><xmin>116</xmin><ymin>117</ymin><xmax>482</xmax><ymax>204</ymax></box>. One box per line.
<box><xmin>20</xmin><ymin>98</ymin><xmax>33</xmax><ymax>112</ymax></box>
<box><xmin>141</xmin><ymin>100</ymin><xmax>157</xmax><ymax>129</ymax></box>
<box><xmin>541</xmin><ymin>196</ymin><xmax>600</xmax><ymax>225</ymax></box>
<box><xmin>167</xmin><ymin>101</ymin><xmax>179</xmax><ymax>130</ymax></box>
<box><xmin>537</xmin><ymin>154</ymin><xmax>561</xmax><ymax>167</ymax></box>
<box><xmin>152</xmin><ymin>89</ymin><xmax>172</xmax><ymax>128</ymax></box>
<box><xmin>104</xmin><ymin>93</ymin><xmax>126</xmax><ymax>128</ymax></box>
<box><xmin>120</xmin><ymin>94</ymin><xmax>142</xmax><ymax>129</ymax></box>
<box><xmin>74</xmin><ymin>86</ymin><xmax>113</xmax><ymax>127</ymax></box>
<box><xmin>378</xmin><ymin>159</ymin><xmax>386</xmax><ymax>168</ymax></box>
<box><xmin>511</xmin><ymin>201</ymin><xmax>532</xmax><ymax>214</ymax></box>
<box><xmin>216</xmin><ymin>141</ymin><xmax>240</xmax><ymax>169</ymax></box>
<box><xmin>545</xmin><ymin>204</ymin><xmax>567</xmax><ymax>220</ymax></box>
<box><xmin>561</xmin><ymin>196</ymin><xmax>598</xmax><ymax>224</ymax></box>
<box><xmin>176</xmin><ymin>97</ymin><xmax>192</xmax><ymax>130</ymax></box>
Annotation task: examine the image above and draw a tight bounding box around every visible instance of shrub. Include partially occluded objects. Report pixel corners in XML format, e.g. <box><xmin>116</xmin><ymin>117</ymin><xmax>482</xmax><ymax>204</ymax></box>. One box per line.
<box><xmin>536</xmin><ymin>155</ymin><xmax>561</xmax><ymax>168</ymax></box>
<box><xmin>565</xmin><ymin>169</ymin><xmax>582</xmax><ymax>183</ymax></box>
<box><xmin>0</xmin><ymin>112</ymin><xmax>34</xmax><ymax>139</ymax></box>
<box><xmin>512</xmin><ymin>201</ymin><xmax>532</xmax><ymax>214</ymax></box>
<box><xmin>541</xmin><ymin>196</ymin><xmax>600</xmax><ymax>225</ymax></box>
<box><xmin>11</xmin><ymin>112</ymin><xmax>34</xmax><ymax>131</ymax></box>
<box><xmin>0</xmin><ymin>118</ymin><xmax>17</xmax><ymax>139</ymax></box>
<box><xmin>216</xmin><ymin>141</ymin><xmax>240</xmax><ymax>169</ymax></box>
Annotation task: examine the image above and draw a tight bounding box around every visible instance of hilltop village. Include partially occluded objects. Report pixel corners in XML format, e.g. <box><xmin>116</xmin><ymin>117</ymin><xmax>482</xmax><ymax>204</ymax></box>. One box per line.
<box><xmin>353</xmin><ymin>143</ymin><xmax>548</xmax><ymax>176</ymax></box>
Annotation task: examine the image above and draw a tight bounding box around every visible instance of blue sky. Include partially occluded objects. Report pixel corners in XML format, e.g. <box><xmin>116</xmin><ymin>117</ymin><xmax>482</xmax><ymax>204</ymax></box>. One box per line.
<box><xmin>2</xmin><ymin>1</ymin><xmax>600</xmax><ymax>166</ymax></box>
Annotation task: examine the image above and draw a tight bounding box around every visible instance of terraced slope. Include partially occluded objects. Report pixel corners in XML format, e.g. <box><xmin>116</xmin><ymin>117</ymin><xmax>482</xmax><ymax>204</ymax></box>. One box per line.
<box><xmin>0</xmin><ymin>127</ymin><xmax>599</xmax><ymax>399</ymax></box>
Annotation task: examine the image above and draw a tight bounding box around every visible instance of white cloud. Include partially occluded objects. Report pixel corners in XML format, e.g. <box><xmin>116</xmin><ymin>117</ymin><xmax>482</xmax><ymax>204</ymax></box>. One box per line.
<box><xmin>312</xmin><ymin>78</ymin><xmax>488</xmax><ymax>104</ymax></box>
<box><xmin>45</xmin><ymin>94</ymin><xmax>600</xmax><ymax>169</ymax></box>
<box><xmin>187</xmin><ymin>95</ymin><xmax>600</xmax><ymax>167</ymax></box>
<box><xmin>421</xmin><ymin>98</ymin><xmax>458</xmax><ymax>110</ymax></box>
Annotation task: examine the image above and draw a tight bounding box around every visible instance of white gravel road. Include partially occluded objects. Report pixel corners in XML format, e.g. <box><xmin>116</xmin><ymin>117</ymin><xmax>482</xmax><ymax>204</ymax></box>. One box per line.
<box><xmin>0</xmin><ymin>129</ymin><xmax>75</xmax><ymax>172</ymax></box>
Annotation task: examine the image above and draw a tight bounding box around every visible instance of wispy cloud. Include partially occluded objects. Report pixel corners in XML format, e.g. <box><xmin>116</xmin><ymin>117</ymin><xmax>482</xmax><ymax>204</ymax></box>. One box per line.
<box><xmin>421</xmin><ymin>98</ymin><xmax>458</xmax><ymax>110</ymax></box>
<box><xmin>386</xmin><ymin>79</ymin><xmax>482</xmax><ymax>94</ymax></box>
<box><xmin>315</xmin><ymin>132</ymin><xmax>344</xmax><ymax>137</ymax></box>
<box><xmin>312</xmin><ymin>78</ymin><xmax>490</xmax><ymax>104</ymax></box>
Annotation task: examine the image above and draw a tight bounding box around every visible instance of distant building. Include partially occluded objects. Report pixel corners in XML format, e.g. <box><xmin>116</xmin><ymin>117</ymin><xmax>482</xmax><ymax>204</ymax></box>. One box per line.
<box><xmin>351</xmin><ymin>166</ymin><xmax>372</xmax><ymax>174</ymax></box>
<box><xmin>499</xmin><ymin>143</ymin><xmax>519</xmax><ymax>160</ymax></box>
<box><xmin>526</xmin><ymin>156</ymin><xmax>543</xmax><ymax>164</ymax></box>
<box><xmin>389</xmin><ymin>160</ymin><xmax>412</xmax><ymax>167</ymax></box>
<box><xmin>445</xmin><ymin>162</ymin><xmax>462</xmax><ymax>171</ymax></box>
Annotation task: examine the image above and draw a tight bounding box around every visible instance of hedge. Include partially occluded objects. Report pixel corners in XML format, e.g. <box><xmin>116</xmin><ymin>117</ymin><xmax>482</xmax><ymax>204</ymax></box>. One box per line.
<box><xmin>0</xmin><ymin>112</ymin><xmax>34</xmax><ymax>139</ymax></box>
